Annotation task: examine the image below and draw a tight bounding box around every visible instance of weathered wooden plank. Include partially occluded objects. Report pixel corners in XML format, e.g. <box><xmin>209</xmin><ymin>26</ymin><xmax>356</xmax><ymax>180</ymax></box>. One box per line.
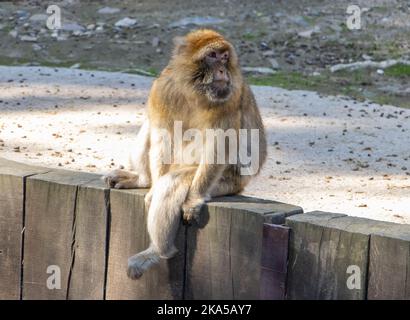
<box><xmin>285</xmin><ymin>211</ymin><xmax>399</xmax><ymax>300</ymax></box>
<box><xmin>185</xmin><ymin>195</ymin><xmax>301</xmax><ymax>300</ymax></box>
<box><xmin>106</xmin><ymin>188</ymin><xmax>186</xmax><ymax>300</ymax></box>
<box><xmin>23</xmin><ymin>170</ymin><xmax>102</xmax><ymax>300</ymax></box>
<box><xmin>260</xmin><ymin>224</ymin><xmax>289</xmax><ymax>300</ymax></box>
<box><xmin>67</xmin><ymin>179</ymin><xmax>110</xmax><ymax>300</ymax></box>
<box><xmin>0</xmin><ymin>158</ymin><xmax>48</xmax><ymax>300</ymax></box>
<box><xmin>368</xmin><ymin>224</ymin><xmax>410</xmax><ymax>300</ymax></box>
<box><xmin>204</xmin><ymin>195</ymin><xmax>303</xmax><ymax>225</ymax></box>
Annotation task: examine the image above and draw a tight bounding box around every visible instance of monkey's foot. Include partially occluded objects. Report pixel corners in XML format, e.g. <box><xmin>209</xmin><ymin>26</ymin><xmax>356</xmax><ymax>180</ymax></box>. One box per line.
<box><xmin>127</xmin><ymin>248</ymin><xmax>160</xmax><ymax>280</ymax></box>
<box><xmin>103</xmin><ymin>169</ymin><xmax>150</xmax><ymax>189</ymax></box>
<box><xmin>182</xmin><ymin>199</ymin><xmax>205</xmax><ymax>225</ymax></box>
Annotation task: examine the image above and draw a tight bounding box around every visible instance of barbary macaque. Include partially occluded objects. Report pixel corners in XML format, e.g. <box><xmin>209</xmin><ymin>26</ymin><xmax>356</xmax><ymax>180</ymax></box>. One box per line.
<box><xmin>104</xmin><ymin>29</ymin><xmax>266</xmax><ymax>279</ymax></box>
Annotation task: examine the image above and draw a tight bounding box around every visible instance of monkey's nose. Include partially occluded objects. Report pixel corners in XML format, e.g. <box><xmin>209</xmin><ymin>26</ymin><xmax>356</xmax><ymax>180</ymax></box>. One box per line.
<box><xmin>214</xmin><ymin>68</ymin><xmax>229</xmax><ymax>83</ymax></box>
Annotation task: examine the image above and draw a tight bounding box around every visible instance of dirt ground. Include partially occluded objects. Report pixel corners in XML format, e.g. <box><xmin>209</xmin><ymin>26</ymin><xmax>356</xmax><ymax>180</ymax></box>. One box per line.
<box><xmin>0</xmin><ymin>0</ymin><xmax>409</xmax><ymax>107</ymax></box>
<box><xmin>1</xmin><ymin>66</ymin><xmax>409</xmax><ymax>224</ymax></box>
<box><xmin>0</xmin><ymin>1</ymin><xmax>409</xmax><ymax>223</ymax></box>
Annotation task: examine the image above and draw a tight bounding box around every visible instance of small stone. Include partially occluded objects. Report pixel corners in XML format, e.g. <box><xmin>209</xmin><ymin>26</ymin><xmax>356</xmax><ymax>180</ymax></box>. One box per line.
<box><xmin>70</xmin><ymin>63</ymin><xmax>81</xmax><ymax>69</ymax></box>
<box><xmin>362</xmin><ymin>54</ymin><xmax>372</xmax><ymax>61</ymax></box>
<box><xmin>169</xmin><ymin>16</ymin><xmax>225</xmax><ymax>28</ymax></box>
<box><xmin>297</xmin><ymin>26</ymin><xmax>320</xmax><ymax>38</ymax></box>
<box><xmin>20</xmin><ymin>35</ymin><xmax>38</xmax><ymax>42</ymax></box>
<box><xmin>115</xmin><ymin>17</ymin><xmax>137</xmax><ymax>28</ymax></box>
<box><xmin>152</xmin><ymin>36</ymin><xmax>160</xmax><ymax>47</ymax></box>
<box><xmin>262</xmin><ymin>50</ymin><xmax>275</xmax><ymax>57</ymax></box>
<box><xmin>242</xmin><ymin>67</ymin><xmax>276</xmax><ymax>75</ymax></box>
<box><xmin>9</xmin><ymin>30</ymin><xmax>18</xmax><ymax>38</ymax></box>
<box><xmin>268</xmin><ymin>58</ymin><xmax>279</xmax><ymax>69</ymax></box>
<box><xmin>98</xmin><ymin>7</ymin><xmax>120</xmax><ymax>14</ymax></box>
<box><xmin>32</xmin><ymin>43</ymin><xmax>42</xmax><ymax>51</ymax></box>
<box><xmin>61</xmin><ymin>22</ymin><xmax>85</xmax><ymax>32</ymax></box>
<box><xmin>29</xmin><ymin>13</ymin><xmax>48</xmax><ymax>22</ymax></box>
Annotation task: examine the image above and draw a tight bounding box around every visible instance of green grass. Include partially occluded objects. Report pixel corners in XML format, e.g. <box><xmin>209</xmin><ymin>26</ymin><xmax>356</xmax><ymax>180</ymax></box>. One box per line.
<box><xmin>247</xmin><ymin>69</ymin><xmax>410</xmax><ymax>109</ymax></box>
<box><xmin>0</xmin><ymin>55</ymin><xmax>408</xmax><ymax>108</ymax></box>
<box><xmin>385</xmin><ymin>63</ymin><xmax>410</xmax><ymax>78</ymax></box>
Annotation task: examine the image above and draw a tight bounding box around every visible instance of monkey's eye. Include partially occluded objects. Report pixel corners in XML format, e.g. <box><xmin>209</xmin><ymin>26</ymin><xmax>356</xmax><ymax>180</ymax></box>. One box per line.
<box><xmin>208</xmin><ymin>51</ymin><xmax>217</xmax><ymax>58</ymax></box>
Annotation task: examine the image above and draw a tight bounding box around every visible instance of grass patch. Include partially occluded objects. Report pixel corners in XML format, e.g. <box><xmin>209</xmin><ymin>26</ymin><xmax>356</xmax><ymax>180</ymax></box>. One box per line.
<box><xmin>243</xmin><ymin>33</ymin><xmax>257</xmax><ymax>40</ymax></box>
<box><xmin>385</xmin><ymin>63</ymin><xmax>410</xmax><ymax>78</ymax></box>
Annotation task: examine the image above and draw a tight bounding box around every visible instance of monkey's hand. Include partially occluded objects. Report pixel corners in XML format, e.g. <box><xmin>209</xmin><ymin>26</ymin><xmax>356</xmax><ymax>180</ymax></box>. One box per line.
<box><xmin>182</xmin><ymin>197</ymin><xmax>205</xmax><ymax>225</ymax></box>
<box><xmin>104</xmin><ymin>169</ymin><xmax>150</xmax><ymax>189</ymax></box>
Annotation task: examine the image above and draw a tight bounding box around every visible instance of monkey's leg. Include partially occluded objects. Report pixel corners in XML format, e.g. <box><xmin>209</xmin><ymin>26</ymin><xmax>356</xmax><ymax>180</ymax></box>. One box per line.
<box><xmin>127</xmin><ymin>167</ymin><xmax>196</xmax><ymax>280</ymax></box>
<box><xmin>104</xmin><ymin>120</ymin><xmax>151</xmax><ymax>189</ymax></box>
<box><xmin>210</xmin><ymin>165</ymin><xmax>252</xmax><ymax>197</ymax></box>
<box><xmin>148</xmin><ymin>126</ymin><xmax>171</xmax><ymax>184</ymax></box>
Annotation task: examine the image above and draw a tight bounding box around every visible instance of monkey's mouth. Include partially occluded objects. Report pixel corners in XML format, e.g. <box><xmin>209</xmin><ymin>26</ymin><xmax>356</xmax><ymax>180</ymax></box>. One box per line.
<box><xmin>206</xmin><ymin>82</ymin><xmax>232</xmax><ymax>102</ymax></box>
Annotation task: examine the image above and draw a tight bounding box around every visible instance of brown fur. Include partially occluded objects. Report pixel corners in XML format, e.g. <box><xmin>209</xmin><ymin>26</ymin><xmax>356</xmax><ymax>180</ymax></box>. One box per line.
<box><xmin>104</xmin><ymin>29</ymin><xmax>267</xmax><ymax>279</ymax></box>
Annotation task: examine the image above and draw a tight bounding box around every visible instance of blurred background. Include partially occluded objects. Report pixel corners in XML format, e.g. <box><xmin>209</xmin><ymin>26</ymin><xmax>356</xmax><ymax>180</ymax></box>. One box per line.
<box><xmin>0</xmin><ymin>0</ymin><xmax>409</xmax><ymax>107</ymax></box>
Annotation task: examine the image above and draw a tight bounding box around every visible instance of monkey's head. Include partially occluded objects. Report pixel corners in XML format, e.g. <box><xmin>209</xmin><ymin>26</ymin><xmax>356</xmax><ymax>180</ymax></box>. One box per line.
<box><xmin>171</xmin><ymin>29</ymin><xmax>241</xmax><ymax>104</ymax></box>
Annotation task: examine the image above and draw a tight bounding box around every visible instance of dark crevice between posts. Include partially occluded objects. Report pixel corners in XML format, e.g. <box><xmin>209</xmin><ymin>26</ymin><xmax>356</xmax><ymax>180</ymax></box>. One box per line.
<box><xmin>19</xmin><ymin>176</ymin><xmax>28</xmax><ymax>300</ymax></box>
<box><xmin>102</xmin><ymin>188</ymin><xmax>111</xmax><ymax>300</ymax></box>
<box><xmin>364</xmin><ymin>236</ymin><xmax>371</xmax><ymax>300</ymax></box>
<box><xmin>66</xmin><ymin>186</ymin><xmax>79</xmax><ymax>300</ymax></box>
<box><xmin>283</xmin><ymin>227</ymin><xmax>291</xmax><ymax>300</ymax></box>
<box><xmin>229</xmin><ymin>213</ymin><xmax>235</xmax><ymax>299</ymax></box>
<box><xmin>182</xmin><ymin>225</ymin><xmax>188</xmax><ymax>300</ymax></box>
<box><xmin>19</xmin><ymin>171</ymin><xmax>51</xmax><ymax>301</ymax></box>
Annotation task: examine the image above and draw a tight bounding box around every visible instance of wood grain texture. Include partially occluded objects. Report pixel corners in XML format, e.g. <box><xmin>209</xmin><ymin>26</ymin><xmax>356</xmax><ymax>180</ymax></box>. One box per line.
<box><xmin>0</xmin><ymin>158</ymin><xmax>48</xmax><ymax>300</ymax></box>
<box><xmin>260</xmin><ymin>224</ymin><xmax>289</xmax><ymax>300</ymax></box>
<box><xmin>368</xmin><ymin>224</ymin><xmax>410</xmax><ymax>300</ymax></box>
<box><xmin>185</xmin><ymin>195</ymin><xmax>301</xmax><ymax>300</ymax></box>
<box><xmin>106</xmin><ymin>188</ymin><xmax>186</xmax><ymax>300</ymax></box>
<box><xmin>286</xmin><ymin>211</ymin><xmax>400</xmax><ymax>300</ymax></box>
<box><xmin>67</xmin><ymin>179</ymin><xmax>110</xmax><ymax>300</ymax></box>
<box><xmin>23</xmin><ymin>170</ymin><xmax>103</xmax><ymax>300</ymax></box>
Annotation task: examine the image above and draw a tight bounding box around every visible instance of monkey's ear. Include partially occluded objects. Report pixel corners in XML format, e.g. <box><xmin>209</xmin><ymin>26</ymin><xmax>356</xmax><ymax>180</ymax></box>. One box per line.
<box><xmin>172</xmin><ymin>36</ymin><xmax>187</xmax><ymax>55</ymax></box>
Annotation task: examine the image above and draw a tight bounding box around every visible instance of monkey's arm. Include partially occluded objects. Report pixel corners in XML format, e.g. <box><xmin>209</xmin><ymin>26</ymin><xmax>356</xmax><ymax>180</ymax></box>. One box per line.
<box><xmin>148</xmin><ymin>126</ymin><xmax>171</xmax><ymax>184</ymax></box>
<box><xmin>182</xmin><ymin>162</ymin><xmax>226</xmax><ymax>222</ymax></box>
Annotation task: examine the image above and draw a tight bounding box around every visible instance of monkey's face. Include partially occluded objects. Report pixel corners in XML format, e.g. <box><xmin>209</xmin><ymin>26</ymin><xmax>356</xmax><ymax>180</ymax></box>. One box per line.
<box><xmin>193</xmin><ymin>49</ymin><xmax>233</xmax><ymax>103</ymax></box>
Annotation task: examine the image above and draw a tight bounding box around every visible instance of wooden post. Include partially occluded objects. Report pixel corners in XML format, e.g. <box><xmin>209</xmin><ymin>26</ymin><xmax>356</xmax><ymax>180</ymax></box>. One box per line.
<box><xmin>260</xmin><ymin>224</ymin><xmax>290</xmax><ymax>300</ymax></box>
<box><xmin>184</xmin><ymin>195</ymin><xmax>302</xmax><ymax>299</ymax></box>
<box><xmin>67</xmin><ymin>179</ymin><xmax>110</xmax><ymax>299</ymax></box>
<box><xmin>23</xmin><ymin>170</ymin><xmax>108</xmax><ymax>300</ymax></box>
<box><xmin>286</xmin><ymin>211</ymin><xmax>403</xmax><ymax>300</ymax></box>
<box><xmin>106</xmin><ymin>188</ymin><xmax>186</xmax><ymax>300</ymax></box>
<box><xmin>0</xmin><ymin>159</ymin><xmax>48</xmax><ymax>299</ymax></box>
<box><xmin>368</xmin><ymin>224</ymin><xmax>410</xmax><ymax>299</ymax></box>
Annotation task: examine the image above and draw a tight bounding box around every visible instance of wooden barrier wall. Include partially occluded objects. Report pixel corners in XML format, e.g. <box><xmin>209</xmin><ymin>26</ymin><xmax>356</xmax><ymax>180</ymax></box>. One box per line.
<box><xmin>0</xmin><ymin>158</ymin><xmax>302</xmax><ymax>300</ymax></box>
<box><xmin>286</xmin><ymin>211</ymin><xmax>410</xmax><ymax>300</ymax></box>
<box><xmin>1</xmin><ymin>158</ymin><xmax>409</xmax><ymax>300</ymax></box>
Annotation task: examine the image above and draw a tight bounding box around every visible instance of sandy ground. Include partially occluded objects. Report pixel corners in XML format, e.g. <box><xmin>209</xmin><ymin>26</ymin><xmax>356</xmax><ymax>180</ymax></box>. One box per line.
<box><xmin>0</xmin><ymin>66</ymin><xmax>409</xmax><ymax>224</ymax></box>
